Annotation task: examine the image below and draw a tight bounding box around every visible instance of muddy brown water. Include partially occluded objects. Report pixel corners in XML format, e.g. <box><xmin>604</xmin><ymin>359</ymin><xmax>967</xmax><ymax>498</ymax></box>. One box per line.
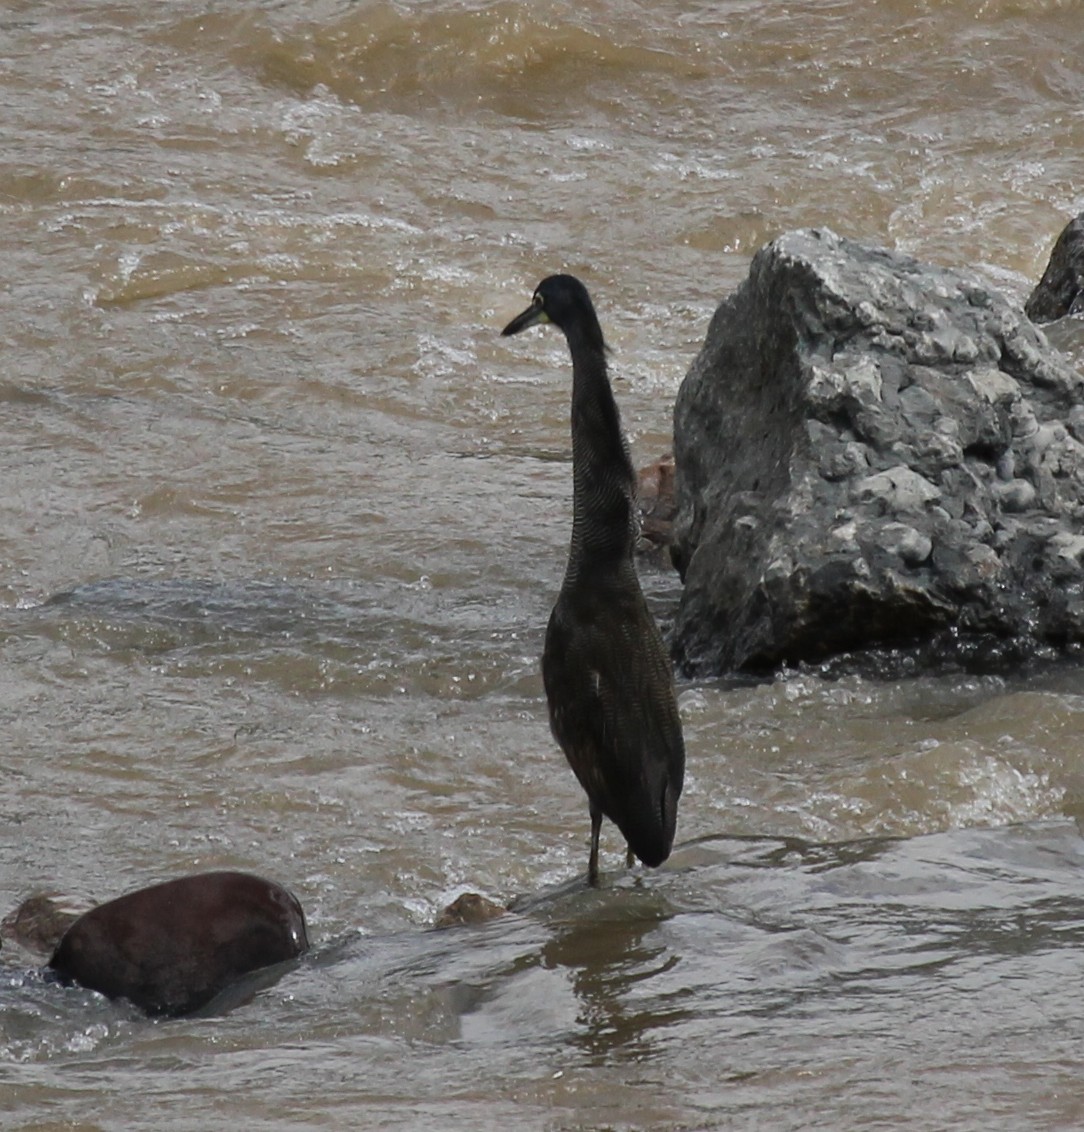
<box><xmin>3</xmin><ymin>2</ymin><xmax>1084</xmax><ymax>1128</ymax></box>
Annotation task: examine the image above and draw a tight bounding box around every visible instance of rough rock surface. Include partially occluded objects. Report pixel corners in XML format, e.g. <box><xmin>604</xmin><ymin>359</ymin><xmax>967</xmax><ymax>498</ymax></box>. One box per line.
<box><xmin>671</xmin><ymin>227</ymin><xmax>1084</xmax><ymax>675</ymax></box>
<box><xmin>1026</xmin><ymin>213</ymin><xmax>1084</xmax><ymax>324</ymax></box>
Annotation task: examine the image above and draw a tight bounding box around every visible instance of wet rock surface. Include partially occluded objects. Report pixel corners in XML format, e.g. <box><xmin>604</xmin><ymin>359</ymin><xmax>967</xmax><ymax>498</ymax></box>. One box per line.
<box><xmin>47</xmin><ymin>871</ymin><xmax>309</xmax><ymax>1017</ymax></box>
<box><xmin>671</xmin><ymin>227</ymin><xmax>1084</xmax><ymax>675</ymax></box>
<box><xmin>1026</xmin><ymin>213</ymin><xmax>1084</xmax><ymax>324</ymax></box>
<box><xmin>435</xmin><ymin>892</ymin><xmax>508</xmax><ymax>928</ymax></box>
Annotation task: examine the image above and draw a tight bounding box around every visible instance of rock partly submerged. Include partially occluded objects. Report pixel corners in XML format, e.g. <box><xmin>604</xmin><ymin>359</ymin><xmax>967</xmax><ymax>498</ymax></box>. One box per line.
<box><xmin>2</xmin><ymin>891</ymin><xmax>94</xmax><ymax>956</ymax></box>
<box><xmin>671</xmin><ymin>226</ymin><xmax>1084</xmax><ymax>676</ymax></box>
<box><xmin>46</xmin><ymin>871</ymin><xmax>309</xmax><ymax>1017</ymax></box>
<box><xmin>435</xmin><ymin>891</ymin><xmax>508</xmax><ymax>928</ymax></box>
<box><xmin>4</xmin><ymin>876</ymin><xmax>513</xmax><ymax>1019</ymax></box>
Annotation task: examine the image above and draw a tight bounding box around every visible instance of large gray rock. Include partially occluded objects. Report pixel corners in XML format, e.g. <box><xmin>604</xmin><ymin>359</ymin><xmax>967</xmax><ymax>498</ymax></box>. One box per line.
<box><xmin>671</xmin><ymin>228</ymin><xmax>1084</xmax><ymax>675</ymax></box>
<box><xmin>1026</xmin><ymin>213</ymin><xmax>1084</xmax><ymax>324</ymax></box>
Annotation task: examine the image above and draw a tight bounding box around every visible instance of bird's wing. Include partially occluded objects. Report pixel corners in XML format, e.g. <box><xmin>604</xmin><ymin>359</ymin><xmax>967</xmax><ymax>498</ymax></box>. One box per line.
<box><xmin>543</xmin><ymin>591</ymin><xmax>685</xmax><ymax>835</ymax></box>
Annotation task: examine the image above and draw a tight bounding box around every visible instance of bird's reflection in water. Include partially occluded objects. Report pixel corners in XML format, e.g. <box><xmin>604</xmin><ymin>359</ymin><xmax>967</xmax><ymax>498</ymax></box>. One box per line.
<box><xmin>536</xmin><ymin>883</ymin><xmax>690</xmax><ymax>1064</ymax></box>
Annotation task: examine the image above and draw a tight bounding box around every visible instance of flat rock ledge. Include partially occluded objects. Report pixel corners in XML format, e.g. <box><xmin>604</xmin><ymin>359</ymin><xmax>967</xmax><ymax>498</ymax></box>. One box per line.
<box><xmin>671</xmin><ymin>227</ymin><xmax>1084</xmax><ymax>675</ymax></box>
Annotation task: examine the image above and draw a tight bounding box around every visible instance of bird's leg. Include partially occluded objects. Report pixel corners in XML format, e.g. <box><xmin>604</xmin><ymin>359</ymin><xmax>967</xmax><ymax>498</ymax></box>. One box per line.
<box><xmin>625</xmin><ymin>844</ymin><xmax>636</xmax><ymax>869</ymax></box>
<box><xmin>588</xmin><ymin>807</ymin><xmax>602</xmax><ymax>886</ymax></box>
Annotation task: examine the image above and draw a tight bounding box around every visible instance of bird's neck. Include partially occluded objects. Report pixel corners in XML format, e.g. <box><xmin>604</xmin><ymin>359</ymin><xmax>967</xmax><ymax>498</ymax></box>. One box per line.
<box><xmin>563</xmin><ymin>327</ymin><xmax>638</xmax><ymax>588</ymax></box>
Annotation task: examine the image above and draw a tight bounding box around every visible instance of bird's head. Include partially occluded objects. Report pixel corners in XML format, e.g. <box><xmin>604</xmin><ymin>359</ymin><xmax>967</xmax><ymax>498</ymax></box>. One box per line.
<box><xmin>501</xmin><ymin>274</ymin><xmax>601</xmax><ymax>342</ymax></box>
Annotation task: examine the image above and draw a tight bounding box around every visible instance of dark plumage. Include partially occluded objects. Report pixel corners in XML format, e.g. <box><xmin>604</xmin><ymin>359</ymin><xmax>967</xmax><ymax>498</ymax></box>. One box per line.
<box><xmin>502</xmin><ymin>274</ymin><xmax>686</xmax><ymax>884</ymax></box>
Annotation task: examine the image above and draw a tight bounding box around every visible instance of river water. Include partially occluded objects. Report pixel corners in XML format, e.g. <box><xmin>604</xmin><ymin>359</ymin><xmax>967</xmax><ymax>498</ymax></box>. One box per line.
<box><xmin>2</xmin><ymin>1</ymin><xmax>1084</xmax><ymax>1129</ymax></box>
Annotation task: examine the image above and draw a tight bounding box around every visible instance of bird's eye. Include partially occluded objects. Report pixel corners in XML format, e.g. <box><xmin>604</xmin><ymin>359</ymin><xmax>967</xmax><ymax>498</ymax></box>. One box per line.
<box><xmin>533</xmin><ymin>293</ymin><xmax>545</xmax><ymax>309</ymax></box>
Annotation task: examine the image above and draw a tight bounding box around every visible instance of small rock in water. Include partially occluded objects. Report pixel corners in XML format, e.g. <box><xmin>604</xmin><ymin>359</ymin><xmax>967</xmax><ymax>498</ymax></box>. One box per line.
<box><xmin>436</xmin><ymin>892</ymin><xmax>507</xmax><ymax>928</ymax></box>
<box><xmin>48</xmin><ymin>871</ymin><xmax>309</xmax><ymax>1017</ymax></box>
<box><xmin>636</xmin><ymin>452</ymin><xmax>677</xmax><ymax>551</ymax></box>
<box><xmin>2</xmin><ymin>892</ymin><xmax>95</xmax><ymax>957</ymax></box>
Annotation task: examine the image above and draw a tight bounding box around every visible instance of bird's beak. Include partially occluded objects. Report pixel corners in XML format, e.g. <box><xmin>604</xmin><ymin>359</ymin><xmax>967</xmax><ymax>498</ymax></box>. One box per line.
<box><xmin>501</xmin><ymin>299</ymin><xmax>548</xmax><ymax>337</ymax></box>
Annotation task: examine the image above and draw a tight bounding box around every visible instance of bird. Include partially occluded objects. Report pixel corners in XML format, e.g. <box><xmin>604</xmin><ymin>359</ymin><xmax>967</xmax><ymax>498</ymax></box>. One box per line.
<box><xmin>502</xmin><ymin>274</ymin><xmax>686</xmax><ymax>885</ymax></box>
